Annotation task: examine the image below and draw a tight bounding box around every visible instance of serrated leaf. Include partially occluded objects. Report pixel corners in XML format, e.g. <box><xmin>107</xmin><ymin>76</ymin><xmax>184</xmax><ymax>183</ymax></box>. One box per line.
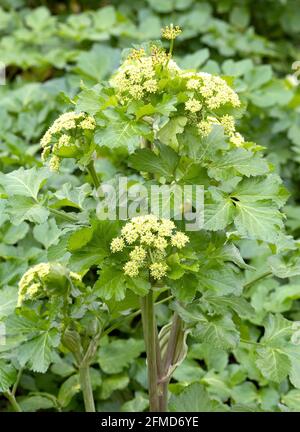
<box><xmin>7</xmin><ymin>196</ymin><xmax>49</xmax><ymax>225</ymax></box>
<box><xmin>194</xmin><ymin>315</ymin><xmax>240</xmax><ymax>350</ymax></box>
<box><xmin>95</xmin><ymin>113</ymin><xmax>149</xmax><ymax>153</ymax></box>
<box><xmin>204</xmin><ymin>196</ymin><xmax>234</xmax><ymax>231</ymax></box>
<box><xmin>98</xmin><ymin>338</ymin><xmax>144</xmax><ymax>374</ymax></box>
<box><xmin>0</xmin><ymin>167</ymin><xmax>49</xmax><ymax>200</ymax></box>
<box><xmin>17</xmin><ymin>329</ymin><xmax>60</xmax><ymax>373</ymax></box>
<box><xmin>234</xmin><ymin>201</ymin><xmax>283</xmax><ymax>243</ymax></box>
<box><xmin>19</xmin><ymin>395</ymin><xmax>55</xmax><ymax>412</ymax></box>
<box><xmin>204</xmin><ymin>294</ymin><xmax>254</xmax><ymax>318</ymax></box>
<box><xmin>256</xmin><ymin>346</ymin><xmax>290</xmax><ymax>383</ymax></box>
<box><xmin>208</xmin><ymin>148</ymin><xmax>269</xmax><ymax>180</ymax></box>
<box><xmin>158</xmin><ymin>116</ymin><xmax>187</xmax><ymax>150</ymax></box>
<box><xmin>94</xmin><ymin>267</ymin><xmax>126</xmax><ymax>301</ymax></box>
<box><xmin>169</xmin><ymin>383</ymin><xmax>228</xmax><ymax>412</ymax></box>
<box><xmin>0</xmin><ymin>360</ymin><xmax>17</xmax><ymax>392</ymax></box>
<box><xmin>33</xmin><ymin>219</ymin><xmax>62</xmax><ymax>249</ymax></box>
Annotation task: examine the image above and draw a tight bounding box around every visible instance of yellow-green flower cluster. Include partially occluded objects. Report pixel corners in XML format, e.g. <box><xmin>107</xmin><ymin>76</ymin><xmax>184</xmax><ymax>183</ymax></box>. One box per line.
<box><xmin>183</xmin><ymin>72</ymin><xmax>241</xmax><ymax>124</ymax></box>
<box><xmin>18</xmin><ymin>263</ymin><xmax>81</xmax><ymax>306</ymax></box>
<box><xmin>110</xmin><ymin>49</ymin><xmax>161</xmax><ymax>102</ymax></box>
<box><xmin>40</xmin><ymin>111</ymin><xmax>96</xmax><ymax>171</ymax></box>
<box><xmin>196</xmin><ymin>113</ymin><xmax>245</xmax><ymax>147</ymax></box>
<box><xmin>110</xmin><ymin>44</ymin><xmax>181</xmax><ymax>103</ymax></box>
<box><xmin>110</xmin><ymin>215</ymin><xmax>189</xmax><ymax>280</ymax></box>
<box><xmin>161</xmin><ymin>24</ymin><xmax>182</xmax><ymax>40</ymax></box>
<box><xmin>185</xmin><ymin>98</ymin><xmax>202</xmax><ymax>113</ymax></box>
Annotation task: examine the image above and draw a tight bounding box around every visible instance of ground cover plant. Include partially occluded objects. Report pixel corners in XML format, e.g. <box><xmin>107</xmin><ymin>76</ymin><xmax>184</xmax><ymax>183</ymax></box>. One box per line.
<box><xmin>0</xmin><ymin>0</ymin><xmax>300</xmax><ymax>413</ymax></box>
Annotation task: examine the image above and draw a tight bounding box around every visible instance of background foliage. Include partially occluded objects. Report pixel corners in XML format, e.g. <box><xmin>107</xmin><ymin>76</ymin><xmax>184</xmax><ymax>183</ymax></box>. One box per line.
<box><xmin>0</xmin><ymin>0</ymin><xmax>300</xmax><ymax>412</ymax></box>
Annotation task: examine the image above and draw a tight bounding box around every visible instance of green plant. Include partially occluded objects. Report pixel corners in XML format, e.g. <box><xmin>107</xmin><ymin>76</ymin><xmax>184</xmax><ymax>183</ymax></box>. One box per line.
<box><xmin>1</xmin><ymin>26</ymin><xmax>300</xmax><ymax>413</ymax></box>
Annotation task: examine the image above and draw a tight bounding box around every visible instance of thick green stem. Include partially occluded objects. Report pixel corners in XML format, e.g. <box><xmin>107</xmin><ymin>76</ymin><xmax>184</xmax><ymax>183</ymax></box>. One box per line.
<box><xmin>4</xmin><ymin>391</ymin><xmax>22</xmax><ymax>412</ymax></box>
<box><xmin>87</xmin><ymin>161</ymin><xmax>100</xmax><ymax>189</ymax></box>
<box><xmin>48</xmin><ymin>207</ymin><xmax>79</xmax><ymax>223</ymax></box>
<box><xmin>78</xmin><ymin>366</ymin><xmax>95</xmax><ymax>412</ymax></box>
<box><xmin>159</xmin><ymin>312</ymin><xmax>182</xmax><ymax>412</ymax></box>
<box><xmin>141</xmin><ymin>290</ymin><xmax>159</xmax><ymax>412</ymax></box>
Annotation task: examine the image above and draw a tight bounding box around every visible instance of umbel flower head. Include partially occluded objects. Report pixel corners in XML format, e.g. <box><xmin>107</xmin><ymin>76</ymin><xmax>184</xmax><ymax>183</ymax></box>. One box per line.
<box><xmin>40</xmin><ymin>111</ymin><xmax>96</xmax><ymax>171</ymax></box>
<box><xmin>18</xmin><ymin>263</ymin><xmax>82</xmax><ymax>306</ymax></box>
<box><xmin>110</xmin><ymin>27</ymin><xmax>245</xmax><ymax>147</ymax></box>
<box><xmin>110</xmin><ymin>215</ymin><xmax>189</xmax><ymax>280</ymax></box>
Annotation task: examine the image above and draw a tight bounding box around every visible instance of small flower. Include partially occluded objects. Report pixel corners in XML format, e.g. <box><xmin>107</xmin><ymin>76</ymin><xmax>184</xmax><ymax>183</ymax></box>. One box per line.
<box><xmin>171</xmin><ymin>232</ymin><xmax>189</xmax><ymax>249</ymax></box>
<box><xmin>158</xmin><ymin>219</ymin><xmax>175</xmax><ymax>237</ymax></box>
<box><xmin>49</xmin><ymin>155</ymin><xmax>60</xmax><ymax>172</ymax></box>
<box><xmin>80</xmin><ymin>116</ymin><xmax>96</xmax><ymax>130</ymax></box>
<box><xmin>150</xmin><ymin>262</ymin><xmax>168</xmax><ymax>280</ymax></box>
<box><xmin>186</xmin><ymin>78</ymin><xmax>200</xmax><ymax>90</ymax></box>
<box><xmin>128</xmin><ymin>48</ymin><xmax>146</xmax><ymax>61</ymax></box>
<box><xmin>58</xmin><ymin>134</ymin><xmax>70</xmax><ymax>148</ymax></box>
<box><xmin>230</xmin><ymin>132</ymin><xmax>245</xmax><ymax>147</ymax></box>
<box><xmin>143</xmin><ymin>79</ymin><xmax>158</xmax><ymax>93</ymax></box>
<box><xmin>121</xmin><ymin>224</ymin><xmax>139</xmax><ymax>244</ymax></box>
<box><xmin>111</xmin><ymin>215</ymin><xmax>189</xmax><ymax>280</ymax></box>
<box><xmin>129</xmin><ymin>84</ymin><xmax>144</xmax><ymax>99</ymax></box>
<box><xmin>197</xmin><ymin>120</ymin><xmax>212</xmax><ymax>137</ymax></box>
<box><xmin>111</xmin><ymin>237</ymin><xmax>125</xmax><ymax>253</ymax></box>
<box><xmin>185</xmin><ymin>98</ymin><xmax>202</xmax><ymax>113</ymax></box>
<box><xmin>130</xmin><ymin>246</ymin><xmax>147</xmax><ymax>262</ymax></box>
<box><xmin>161</xmin><ymin>24</ymin><xmax>182</xmax><ymax>40</ymax></box>
<box><xmin>154</xmin><ymin>236</ymin><xmax>168</xmax><ymax>251</ymax></box>
<box><xmin>220</xmin><ymin>114</ymin><xmax>235</xmax><ymax>135</ymax></box>
<box><xmin>124</xmin><ymin>260</ymin><xmax>140</xmax><ymax>277</ymax></box>
<box><xmin>140</xmin><ymin>231</ymin><xmax>155</xmax><ymax>246</ymax></box>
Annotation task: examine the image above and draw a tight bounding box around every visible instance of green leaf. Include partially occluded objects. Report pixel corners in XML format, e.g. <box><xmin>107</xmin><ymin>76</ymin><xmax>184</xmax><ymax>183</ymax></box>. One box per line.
<box><xmin>158</xmin><ymin>116</ymin><xmax>187</xmax><ymax>150</ymax></box>
<box><xmin>204</xmin><ymin>195</ymin><xmax>234</xmax><ymax>231</ymax></box>
<box><xmin>19</xmin><ymin>395</ymin><xmax>55</xmax><ymax>412</ymax></box>
<box><xmin>3</xmin><ymin>222</ymin><xmax>29</xmax><ymax>244</ymax></box>
<box><xmin>125</xmin><ymin>277</ymin><xmax>150</xmax><ymax>296</ymax></box>
<box><xmin>95</xmin><ymin>112</ymin><xmax>149</xmax><ymax>153</ymax></box>
<box><xmin>74</xmin><ymin>45</ymin><xmax>120</xmax><ymax>84</ymax></box>
<box><xmin>17</xmin><ymin>329</ymin><xmax>60</xmax><ymax>373</ymax></box>
<box><xmin>94</xmin><ymin>267</ymin><xmax>126</xmax><ymax>301</ymax></box>
<box><xmin>197</xmin><ymin>267</ymin><xmax>243</xmax><ymax>295</ymax></box>
<box><xmin>233</xmin><ymin>175</ymin><xmax>288</xmax><ymax>207</ymax></box>
<box><xmin>100</xmin><ymin>373</ymin><xmax>129</xmax><ymax>400</ymax></box>
<box><xmin>282</xmin><ymin>390</ymin><xmax>300</xmax><ymax>411</ymax></box>
<box><xmin>98</xmin><ymin>338</ymin><xmax>144</xmax><ymax>374</ymax></box>
<box><xmin>0</xmin><ymin>167</ymin><xmax>49</xmax><ymax>200</ymax></box>
<box><xmin>7</xmin><ymin>196</ymin><xmax>49</xmax><ymax>225</ymax></box>
<box><xmin>58</xmin><ymin>374</ymin><xmax>81</xmax><ymax>408</ymax></box>
<box><xmin>121</xmin><ymin>392</ymin><xmax>149</xmax><ymax>412</ymax></box>
<box><xmin>0</xmin><ymin>286</ymin><xmax>18</xmax><ymax>319</ymax></box>
<box><xmin>0</xmin><ymin>360</ymin><xmax>17</xmax><ymax>392</ymax></box>
<box><xmin>69</xmin><ymin>220</ymin><xmax>119</xmax><ymax>271</ymax></box>
<box><xmin>256</xmin><ymin>346</ymin><xmax>290</xmax><ymax>383</ymax></box>
<box><xmin>33</xmin><ymin>219</ymin><xmax>62</xmax><ymax>249</ymax></box>
<box><xmin>68</xmin><ymin>226</ymin><xmax>93</xmax><ymax>252</ymax></box>
<box><xmin>129</xmin><ymin>144</ymin><xmax>179</xmax><ymax>178</ymax></box>
<box><xmin>169</xmin><ymin>383</ymin><xmax>228</xmax><ymax>412</ymax></box>
<box><xmin>208</xmin><ymin>148</ymin><xmax>269</xmax><ymax>180</ymax></box>
<box><xmin>53</xmin><ymin>183</ymin><xmax>92</xmax><ymax>210</ymax></box>
<box><xmin>234</xmin><ymin>201</ymin><xmax>283</xmax><ymax>243</ymax></box>
<box><xmin>203</xmin><ymin>294</ymin><xmax>254</xmax><ymax>318</ymax></box>
<box><xmin>177</xmin><ymin>48</ymin><xmax>209</xmax><ymax>69</ymax></box>
<box><xmin>194</xmin><ymin>315</ymin><xmax>240</xmax><ymax>350</ymax></box>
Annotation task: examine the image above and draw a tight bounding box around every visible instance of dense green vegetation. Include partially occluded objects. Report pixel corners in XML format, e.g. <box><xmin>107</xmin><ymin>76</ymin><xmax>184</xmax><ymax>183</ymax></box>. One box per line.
<box><xmin>1</xmin><ymin>0</ymin><xmax>300</xmax><ymax>412</ymax></box>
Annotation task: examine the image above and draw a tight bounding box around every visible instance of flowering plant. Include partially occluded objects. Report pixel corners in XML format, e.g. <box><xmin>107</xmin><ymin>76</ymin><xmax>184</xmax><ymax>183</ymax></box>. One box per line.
<box><xmin>1</xmin><ymin>25</ymin><xmax>299</xmax><ymax>413</ymax></box>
